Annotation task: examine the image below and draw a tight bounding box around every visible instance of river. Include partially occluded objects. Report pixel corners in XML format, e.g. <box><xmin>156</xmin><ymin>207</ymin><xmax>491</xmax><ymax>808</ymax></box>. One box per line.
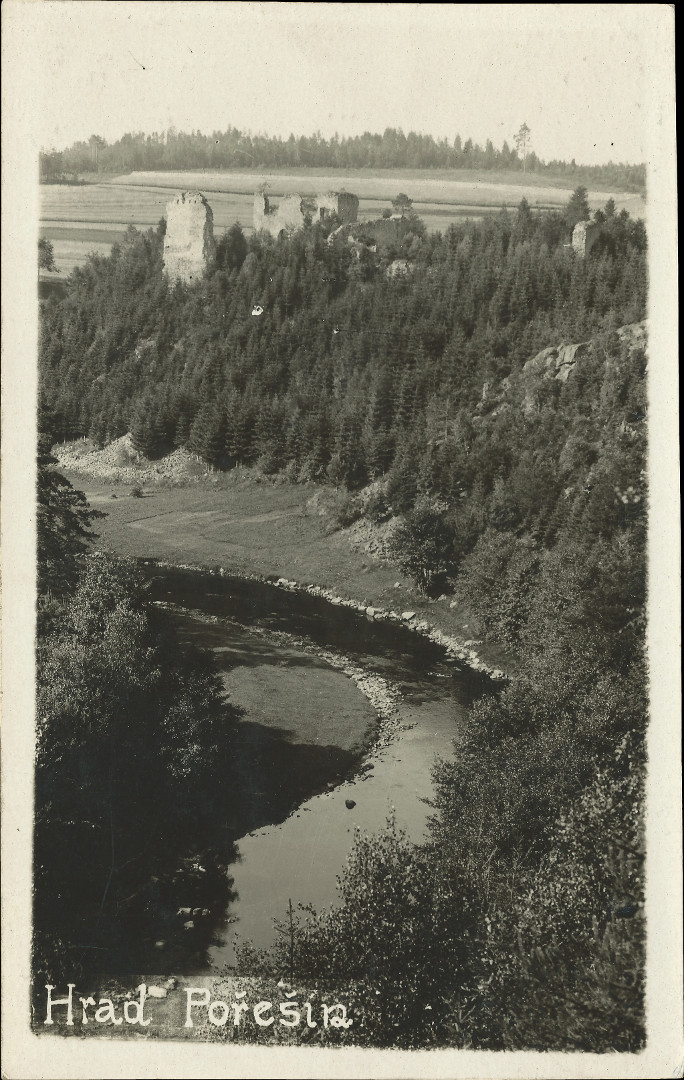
<box><xmin>146</xmin><ymin>565</ymin><xmax>490</xmax><ymax>973</ymax></box>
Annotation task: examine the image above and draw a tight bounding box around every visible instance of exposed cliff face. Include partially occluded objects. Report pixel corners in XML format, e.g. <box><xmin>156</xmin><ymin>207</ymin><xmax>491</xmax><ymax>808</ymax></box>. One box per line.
<box><xmin>163</xmin><ymin>191</ymin><xmax>216</xmax><ymax>285</ymax></box>
<box><xmin>519</xmin><ymin>342</ymin><xmax>591</xmax><ymax>415</ymax></box>
<box><xmin>474</xmin><ymin>321</ymin><xmax>647</xmax><ymax>421</ymax></box>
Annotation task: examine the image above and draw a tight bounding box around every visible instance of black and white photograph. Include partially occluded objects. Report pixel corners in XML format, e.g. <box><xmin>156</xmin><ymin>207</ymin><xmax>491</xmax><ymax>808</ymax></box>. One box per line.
<box><xmin>1</xmin><ymin>3</ymin><xmax>680</xmax><ymax>1077</ymax></box>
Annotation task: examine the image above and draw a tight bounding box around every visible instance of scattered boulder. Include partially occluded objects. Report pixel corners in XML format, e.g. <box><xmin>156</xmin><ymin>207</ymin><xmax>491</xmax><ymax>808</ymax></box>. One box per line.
<box><xmin>345</xmin><ymin>799</ymin><xmax>356</xmax><ymax>810</ymax></box>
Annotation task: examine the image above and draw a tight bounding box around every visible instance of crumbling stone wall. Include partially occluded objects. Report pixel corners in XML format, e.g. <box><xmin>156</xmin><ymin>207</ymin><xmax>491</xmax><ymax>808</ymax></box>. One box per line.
<box><xmin>572</xmin><ymin>220</ymin><xmax>600</xmax><ymax>257</ymax></box>
<box><xmin>253</xmin><ymin>190</ymin><xmax>359</xmax><ymax>237</ymax></box>
<box><xmin>253</xmin><ymin>193</ymin><xmax>308</xmax><ymax>237</ymax></box>
<box><xmin>316</xmin><ymin>191</ymin><xmax>359</xmax><ymax>224</ymax></box>
<box><xmin>163</xmin><ymin>191</ymin><xmax>216</xmax><ymax>284</ymax></box>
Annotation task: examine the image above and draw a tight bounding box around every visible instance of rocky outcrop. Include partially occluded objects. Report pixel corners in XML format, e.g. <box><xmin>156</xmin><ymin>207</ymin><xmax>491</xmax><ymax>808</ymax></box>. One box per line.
<box><xmin>163</xmin><ymin>191</ymin><xmax>215</xmax><ymax>285</ymax></box>
<box><xmin>474</xmin><ymin>321</ymin><xmax>647</xmax><ymax>421</ymax></box>
<box><xmin>523</xmin><ymin>341</ymin><xmax>590</xmax><ymax>383</ymax></box>
<box><xmin>520</xmin><ymin>341</ymin><xmax>591</xmax><ymax>416</ymax></box>
<box><xmin>387</xmin><ymin>258</ymin><xmax>413</xmax><ymax>279</ymax></box>
<box><xmin>616</xmin><ymin>321</ymin><xmax>648</xmax><ymax>350</ymax></box>
<box><xmin>253</xmin><ymin>190</ymin><xmax>359</xmax><ymax>238</ymax></box>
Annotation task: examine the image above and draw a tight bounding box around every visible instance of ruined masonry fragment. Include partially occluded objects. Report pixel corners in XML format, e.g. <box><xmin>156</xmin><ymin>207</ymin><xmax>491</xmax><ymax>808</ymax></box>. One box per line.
<box><xmin>253</xmin><ymin>191</ymin><xmax>359</xmax><ymax>237</ymax></box>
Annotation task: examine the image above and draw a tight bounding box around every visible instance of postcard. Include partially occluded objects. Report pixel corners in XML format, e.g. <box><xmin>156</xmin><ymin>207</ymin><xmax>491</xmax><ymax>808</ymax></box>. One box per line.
<box><xmin>2</xmin><ymin>4</ymin><xmax>680</xmax><ymax>1077</ymax></box>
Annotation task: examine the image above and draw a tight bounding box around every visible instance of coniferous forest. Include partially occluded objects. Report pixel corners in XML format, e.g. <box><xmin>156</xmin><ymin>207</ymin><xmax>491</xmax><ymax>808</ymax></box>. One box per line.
<box><xmin>36</xmin><ymin>189</ymin><xmax>648</xmax><ymax>1049</ymax></box>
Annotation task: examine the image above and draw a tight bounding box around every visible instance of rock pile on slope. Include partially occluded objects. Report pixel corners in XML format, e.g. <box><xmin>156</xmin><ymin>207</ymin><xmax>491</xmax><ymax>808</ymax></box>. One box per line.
<box><xmin>55</xmin><ymin>434</ymin><xmax>212</xmax><ymax>485</ymax></box>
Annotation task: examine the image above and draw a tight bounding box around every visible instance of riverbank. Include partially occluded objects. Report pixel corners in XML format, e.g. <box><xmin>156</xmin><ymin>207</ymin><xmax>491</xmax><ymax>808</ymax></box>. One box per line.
<box><xmin>156</xmin><ymin>562</ymin><xmax>507</xmax><ymax>683</ymax></box>
<box><xmin>61</xmin><ymin>460</ymin><xmax>515</xmax><ymax>680</ymax></box>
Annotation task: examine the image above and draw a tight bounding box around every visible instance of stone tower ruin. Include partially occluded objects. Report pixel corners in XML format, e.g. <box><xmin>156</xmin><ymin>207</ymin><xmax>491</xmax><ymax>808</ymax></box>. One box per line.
<box><xmin>572</xmin><ymin>219</ymin><xmax>600</xmax><ymax>258</ymax></box>
<box><xmin>163</xmin><ymin>191</ymin><xmax>216</xmax><ymax>284</ymax></box>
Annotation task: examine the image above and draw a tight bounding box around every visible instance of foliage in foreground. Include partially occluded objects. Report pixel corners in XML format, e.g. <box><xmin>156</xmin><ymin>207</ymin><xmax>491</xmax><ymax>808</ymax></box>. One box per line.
<box><xmin>234</xmin><ymin>724</ymin><xmax>644</xmax><ymax>1050</ymax></box>
<box><xmin>37</xmin><ymin>434</ymin><xmax>104</xmax><ymax>600</ymax></box>
<box><xmin>34</xmin><ymin>460</ymin><xmax>243</xmax><ymax>981</ymax></box>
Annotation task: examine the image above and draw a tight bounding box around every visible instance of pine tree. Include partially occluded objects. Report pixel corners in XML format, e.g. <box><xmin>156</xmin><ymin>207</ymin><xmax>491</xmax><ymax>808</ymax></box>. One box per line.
<box><xmin>188</xmin><ymin>403</ymin><xmax>226</xmax><ymax>467</ymax></box>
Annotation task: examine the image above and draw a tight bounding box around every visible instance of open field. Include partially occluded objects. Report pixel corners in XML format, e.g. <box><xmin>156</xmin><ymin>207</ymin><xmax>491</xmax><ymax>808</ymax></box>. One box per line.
<box><xmin>116</xmin><ymin>167</ymin><xmax>645</xmax><ymax>209</ymax></box>
<box><xmin>40</xmin><ymin>167</ymin><xmax>645</xmax><ymax>280</ymax></box>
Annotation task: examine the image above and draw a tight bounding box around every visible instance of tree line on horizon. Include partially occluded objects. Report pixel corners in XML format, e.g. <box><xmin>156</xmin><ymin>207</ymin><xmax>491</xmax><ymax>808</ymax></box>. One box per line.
<box><xmin>39</xmin><ymin>125</ymin><xmax>646</xmax><ymax>193</ymax></box>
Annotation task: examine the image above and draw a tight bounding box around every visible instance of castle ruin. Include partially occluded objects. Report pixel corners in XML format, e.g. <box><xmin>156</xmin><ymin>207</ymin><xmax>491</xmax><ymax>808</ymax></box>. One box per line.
<box><xmin>328</xmin><ymin>214</ymin><xmax>416</xmax><ymax>249</ymax></box>
<box><xmin>163</xmin><ymin>191</ymin><xmax>216</xmax><ymax>284</ymax></box>
<box><xmin>253</xmin><ymin>190</ymin><xmax>359</xmax><ymax>238</ymax></box>
<box><xmin>572</xmin><ymin>219</ymin><xmax>600</xmax><ymax>258</ymax></box>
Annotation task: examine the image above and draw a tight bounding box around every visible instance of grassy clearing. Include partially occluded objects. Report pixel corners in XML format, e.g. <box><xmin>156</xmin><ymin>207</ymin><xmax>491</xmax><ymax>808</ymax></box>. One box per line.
<box><xmin>62</xmin><ymin>465</ymin><xmax>513</xmax><ymax>675</ymax></box>
<box><xmin>39</xmin><ymin>187</ymin><xmax>255</xmax><ymax>277</ymax></box>
<box><xmin>40</xmin><ymin>184</ymin><xmax>253</xmax><ymax>228</ymax></box>
<box><xmin>39</xmin><ymin>238</ymin><xmax>121</xmax><ymax>280</ymax></box>
<box><xmin>40</xmin><ymin>223</ymin><xmax>128</xmax><ymax>241</ymax></box>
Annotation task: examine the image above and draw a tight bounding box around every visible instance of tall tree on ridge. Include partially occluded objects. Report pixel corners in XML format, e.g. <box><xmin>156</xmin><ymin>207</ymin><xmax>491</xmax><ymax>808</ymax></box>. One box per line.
<box><xmin>515</xmin><ymin>122</ymin><xmax>531</xmax><ymax>173</ymax></box>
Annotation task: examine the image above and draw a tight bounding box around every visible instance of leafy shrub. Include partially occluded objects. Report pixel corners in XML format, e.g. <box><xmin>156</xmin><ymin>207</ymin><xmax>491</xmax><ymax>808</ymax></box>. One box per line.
<box><xmin>451</xmin><ymin>531</ymin><xmax>541</xmax><ymax>645</ymax></box>
<box><xmin>329</xmin><ymin>492</ymin><xmax>363</xmax><ymax>530</ymax></box>
<box><xmin>34</xmin><ymin>554</ymin><xmax>241</xmax><ymax>980</ymax></box>
<box><xmin>387</xmin><ymin>501</ymin><xmax>455</xmax><ymax>595</ymax></box>
<box><xmin>363</xmin><ymin>488</ymin><xmax>392</xmax><ymax>524</ymax></box>
<box><xmin>237</xmin><ymin>817</ymin><xmax>479</xmax><ymax>1048</ymax></box>
<box><xmin>463</xmin><ymin>757</ymin><xmax>645</xmax><ymax>1051</ymax></box>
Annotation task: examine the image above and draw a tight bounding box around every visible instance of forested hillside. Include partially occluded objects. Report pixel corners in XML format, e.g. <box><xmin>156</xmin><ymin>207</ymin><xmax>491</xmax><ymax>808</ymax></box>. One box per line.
<box><xmin>37</xmin><ymin>190</ymin><xmax>648</xmax><ymax>1048</ymax></box>
<box><xmin>40</xmin><ymin>191</ymin><xmax>645</xmax><ymax>489</ymax></box>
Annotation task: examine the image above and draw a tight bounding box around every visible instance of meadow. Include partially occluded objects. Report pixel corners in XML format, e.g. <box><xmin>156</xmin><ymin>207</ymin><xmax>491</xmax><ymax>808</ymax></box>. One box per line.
<box><xmin>57</xmin><ymin>457</ymin><xmax>512</xmax><ymax>676</ymax></box>
<box><xmin>40</xmin><ymin>167</ymin><xmax>645</xmax><ymax>280</ymax></box>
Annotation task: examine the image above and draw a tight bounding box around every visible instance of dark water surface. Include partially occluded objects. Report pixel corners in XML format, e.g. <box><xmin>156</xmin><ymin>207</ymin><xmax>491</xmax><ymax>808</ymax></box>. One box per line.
<box><xmin>145</xmin><ymin>565</ymin><xmax>490</xmax><ymax>972</ymax></box>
